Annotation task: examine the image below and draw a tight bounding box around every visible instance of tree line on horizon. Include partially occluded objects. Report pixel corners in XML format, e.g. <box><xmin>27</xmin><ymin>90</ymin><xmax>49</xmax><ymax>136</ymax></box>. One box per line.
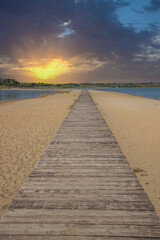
<box><xmin>0</xmin><ymin>78</ymin><xmax>160</xmax><ymax>88</ymax></box>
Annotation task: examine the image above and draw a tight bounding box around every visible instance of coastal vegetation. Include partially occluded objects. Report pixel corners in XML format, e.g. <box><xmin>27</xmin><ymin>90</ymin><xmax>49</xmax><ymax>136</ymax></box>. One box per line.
<box><xmin>0</xmin><ymin>78</ymin><xmax>160</xmax><ymax>88</ymax></box>
<box><xmin>133</xmin><ymin>168</ymin><xmax>143</xmax><ymax>173</ymax></box>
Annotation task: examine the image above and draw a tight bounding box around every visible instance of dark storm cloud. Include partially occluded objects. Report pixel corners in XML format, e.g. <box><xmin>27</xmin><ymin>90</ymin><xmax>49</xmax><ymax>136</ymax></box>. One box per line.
<box><xmin>0</xmin><ymin>0</ymin><xmax>154</xmax><ymax>58</ymax></box>
<box><xmin>0</xmin><ymin>0</ymin><xmax>159</xmax><ymax>82</ymax></box>
<box><xmin>113</xmin><ymin>0</ymin><xmax>129</xmax><ymax>8</ymax></box>
<box><xmin>0</xmin><ymin>0</ymin><xmax>76</xmax><ymax>59</ymax></box>
<box><xmin>0</xmin><ymin>0</ymin><xmax>75</xmax><ymax>18</ymax></box>
<box><xmin>67</xmin><ymin>0</ymin><xmax>153</xmax><ymax>61</ymax></box>
<box><xmin>144</xmin><ymin>0</ymin><xmax>160</xmax><ymax>11</ymax></box>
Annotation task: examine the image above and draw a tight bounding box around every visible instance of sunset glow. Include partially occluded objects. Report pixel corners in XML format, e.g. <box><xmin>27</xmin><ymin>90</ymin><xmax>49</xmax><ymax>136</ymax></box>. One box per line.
<box><xmin>26</xmin><ymin>59</ymin><xmax>69</xmax><ymax>80</ymax></box>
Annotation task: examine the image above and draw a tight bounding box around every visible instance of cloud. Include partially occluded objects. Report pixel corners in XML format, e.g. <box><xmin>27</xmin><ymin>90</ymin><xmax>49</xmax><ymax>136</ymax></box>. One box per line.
<box><xmin>0</xmin><ymin>0</ymin><xmax>159</xmax><ymax>82</ymax></box>
<box><xmin>0</xmin><ymin>55</ymin><xmax>105</xmax><ymax>82</ymax></box>
<box><xmin>0</xmin><ymin>0</ymin><xmax>152</xmax><ymax>60</ymax></box>
<box><xmin>58</xmin><ymin>0</ymin><xmax>155</xmax><ymax>66</ymax></box>
<box><xmin>144</xmin><ymin>0</ymin><xmax>160</xmax><ymax>12</ymax></box>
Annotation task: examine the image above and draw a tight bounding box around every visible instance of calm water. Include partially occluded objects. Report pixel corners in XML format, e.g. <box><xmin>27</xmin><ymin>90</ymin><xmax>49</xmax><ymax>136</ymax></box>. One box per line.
<box><xmin>1</xmin><ymin>88</ymin><xmax>160</xmax><ymax>101</ymax></box>
<box><xmin>0</xmin><ymin>90</ymin><xmax>57</xmax><ymax>101</ymax></box>
<box><xmin>95</xmin><ymin>87</ymin><xmax>160</xmax><ymax>99</ymax></box>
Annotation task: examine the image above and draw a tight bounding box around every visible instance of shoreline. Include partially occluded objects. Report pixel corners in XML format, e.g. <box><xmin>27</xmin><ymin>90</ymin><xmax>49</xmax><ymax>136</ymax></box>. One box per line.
<box><xmin>0</xmin><ymin>86</ymin><xmax>59</xmax><ymax>90</ymax></box>
<box><xmin>90</xmin><ymin>90</ymin><xmax>160</xmax><ymax>216</ymax></box>
<box><xmin>1</xmin><ymin>85</ymin><xmax>160</xmax><ymax>90</ymax></box>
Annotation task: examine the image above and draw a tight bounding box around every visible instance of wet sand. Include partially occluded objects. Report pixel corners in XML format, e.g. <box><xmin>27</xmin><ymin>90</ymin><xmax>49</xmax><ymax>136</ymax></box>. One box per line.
<box><xmin>0</xmin><ymin>90</ymin><xmax>81</xmax><ymax>217</ymax></box>
<box><xmin>90</xmin><ymin>90</ymin><xmax>160</xmax><ymax>216</ymax></box>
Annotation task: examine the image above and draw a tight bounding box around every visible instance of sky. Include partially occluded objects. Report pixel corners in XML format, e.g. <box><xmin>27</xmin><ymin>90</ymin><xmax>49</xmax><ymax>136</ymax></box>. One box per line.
<box><xmin>0</xmin><ymin>0</ymin><xmax>160</xmax><ymax>83</ymax></box>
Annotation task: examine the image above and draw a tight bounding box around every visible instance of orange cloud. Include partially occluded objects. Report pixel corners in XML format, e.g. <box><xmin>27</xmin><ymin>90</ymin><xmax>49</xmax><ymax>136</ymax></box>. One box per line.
<box><xmin>25</xmin><ymin>59</ymin><xmax>69</xmax><ymax>80</ymax></box>
<box><xmin>0</xmin><ymin>56</ymin><xmax>106</xmax><ymax>82</ymax></box>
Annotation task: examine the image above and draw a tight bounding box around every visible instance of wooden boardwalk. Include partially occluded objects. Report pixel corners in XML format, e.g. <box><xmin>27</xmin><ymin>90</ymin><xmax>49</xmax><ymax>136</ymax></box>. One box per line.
<box><xmin>0</xmin><ymin>90</ymin><xmax>160</xmax><ymax>239</ymax></box>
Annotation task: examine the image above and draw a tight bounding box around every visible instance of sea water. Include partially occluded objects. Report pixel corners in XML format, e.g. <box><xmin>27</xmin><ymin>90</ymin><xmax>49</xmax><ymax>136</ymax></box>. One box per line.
<box><xmin>95</xmin><ymin>87</ymin><xmax>160</xmax><ymax>99</ymax></box>
<box><xmin>0</xmin><ymin>90</ymin><xmax>57</xmax><ymax>101</ymax></box>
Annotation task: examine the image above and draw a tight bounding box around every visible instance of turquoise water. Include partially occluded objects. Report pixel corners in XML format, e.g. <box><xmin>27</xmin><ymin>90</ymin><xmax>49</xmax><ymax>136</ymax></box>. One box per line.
<box><xmin>95</xmin><ymin>87</ymin><xmax>160</xmax><ymax>99</ymax></box>
<box><xmin>0</xmin><ymin>90</ymin><xmax>57</xmax><ymax>101</ymax></box>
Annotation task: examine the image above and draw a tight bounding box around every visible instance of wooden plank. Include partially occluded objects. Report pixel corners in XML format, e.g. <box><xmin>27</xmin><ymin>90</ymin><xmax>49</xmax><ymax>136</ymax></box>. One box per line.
<box><xmin>3</xmin><ymin>209</ymin><xmax>160</xmax><ymax>225</ymax></box>
<box><xmin>0</xmin><ymin>223</ymin><xmax>160</xmax><ymax>237</ymax></box>
<box><xmin>0</xmin><ymin>237</ymin><xmax>159</xmax><ymax>240</ymax></box>
<box><xmin>17</xmin><ymin>189</ymin><xmax>149</xmax><ymax>196</ymax></box>
<box><xmin>0</xmin><ymin>90</ymin><xmax>159</xmax><ymax>239</ymax></box>
<box><xmin>26</xmin><ymin>176</ymin><xmax>140</xmax><ymax>183</ymax></box>
<box><xmin>9</xmin><ymin>200</ymin><xmax>153</xmax><ymax>211</ymax></box>
<box><xmin>15</xmin><ymin>194</ymin><xmax>149</xmax><ymax>202</ymax></box>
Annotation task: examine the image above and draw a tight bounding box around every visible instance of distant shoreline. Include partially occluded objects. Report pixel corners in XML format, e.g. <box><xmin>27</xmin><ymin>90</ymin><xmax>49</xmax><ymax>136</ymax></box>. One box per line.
<box><xmin>0</xmin><ymin>87</ymin><xmax>60</xmax><ymax>91</ymax></box>
<box><xmin>1</xmin><ymin>85</ymin><xmax>160</xmax><ymax>90</ymax></box>
<box><xmin>1</xmin><ymin>79</ymin><xmax>160</xmax><ymax>89</ymax></box>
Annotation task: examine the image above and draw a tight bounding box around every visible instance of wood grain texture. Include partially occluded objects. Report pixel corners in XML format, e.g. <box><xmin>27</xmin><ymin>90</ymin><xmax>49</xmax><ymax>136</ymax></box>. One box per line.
<box><xmin>0</xmin><ymin>90</ymin><xmax>159</xmax><ymax>239</ymax></box>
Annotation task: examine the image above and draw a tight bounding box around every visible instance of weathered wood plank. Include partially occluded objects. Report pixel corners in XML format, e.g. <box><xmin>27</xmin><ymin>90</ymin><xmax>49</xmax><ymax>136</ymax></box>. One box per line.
<box><xmin>17</xmin><ymin>189</ymin><xmax>149</xmax><ymax>197</ymax></box>
<box><xmin>9</xmin><ymin>200</ymin><xmax>153</xmax><ymax>211</ymax></box>
<box><xmin>15</xmin><ymin>195</ymin><xmax>149</xmax><ymax>202</ymax></box>
<box><xmin>0</xmin><ymin>237</ymin><xmax>159</xmax><ymax>240</ymax></box>
<box><xmin>0</xmin><ymin>223</ymin><xmax>160</xmax><ymax>237</ymax></box>
<box><xmin>3</xmin><ymin>209</ymin><xmax>160</xmax><ymax>225</ymax></box>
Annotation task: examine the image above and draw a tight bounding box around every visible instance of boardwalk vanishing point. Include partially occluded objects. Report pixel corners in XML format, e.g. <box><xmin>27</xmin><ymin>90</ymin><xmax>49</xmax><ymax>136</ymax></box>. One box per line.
<box><xmin>0</xmin><ymin>90</ymin><xmax>160</xmax><ymax>239</ymax></box>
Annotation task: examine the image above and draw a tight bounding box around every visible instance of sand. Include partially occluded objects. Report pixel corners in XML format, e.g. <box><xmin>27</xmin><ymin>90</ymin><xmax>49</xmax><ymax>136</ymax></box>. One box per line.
<box><xmin>90</xmin><ymin>90</ymin><xmax>160</xmax><ymax>216</ymax></box>
<box><xmin>0</xmin><ymin>90</ymin><xmax>81</xmax><ymax>217</ymax></box>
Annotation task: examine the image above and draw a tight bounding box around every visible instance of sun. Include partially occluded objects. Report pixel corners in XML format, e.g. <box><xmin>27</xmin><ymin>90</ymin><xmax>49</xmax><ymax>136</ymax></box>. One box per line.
<box><xmin>26</xmin><ymin>59</ymin><xmax>69</xmax><ymax>80</ymax></box>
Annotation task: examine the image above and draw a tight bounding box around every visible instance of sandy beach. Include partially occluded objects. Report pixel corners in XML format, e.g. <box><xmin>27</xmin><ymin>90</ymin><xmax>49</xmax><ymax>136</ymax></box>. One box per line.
<box><xmin>0</xmin><ymin>90</ymin><xmax>81</xmax><ymax>217</ymax></box>
<box><xmin>90</xmin><ymin>90</ymin><xmax>160</xmax><ymax>216</ymax></box>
